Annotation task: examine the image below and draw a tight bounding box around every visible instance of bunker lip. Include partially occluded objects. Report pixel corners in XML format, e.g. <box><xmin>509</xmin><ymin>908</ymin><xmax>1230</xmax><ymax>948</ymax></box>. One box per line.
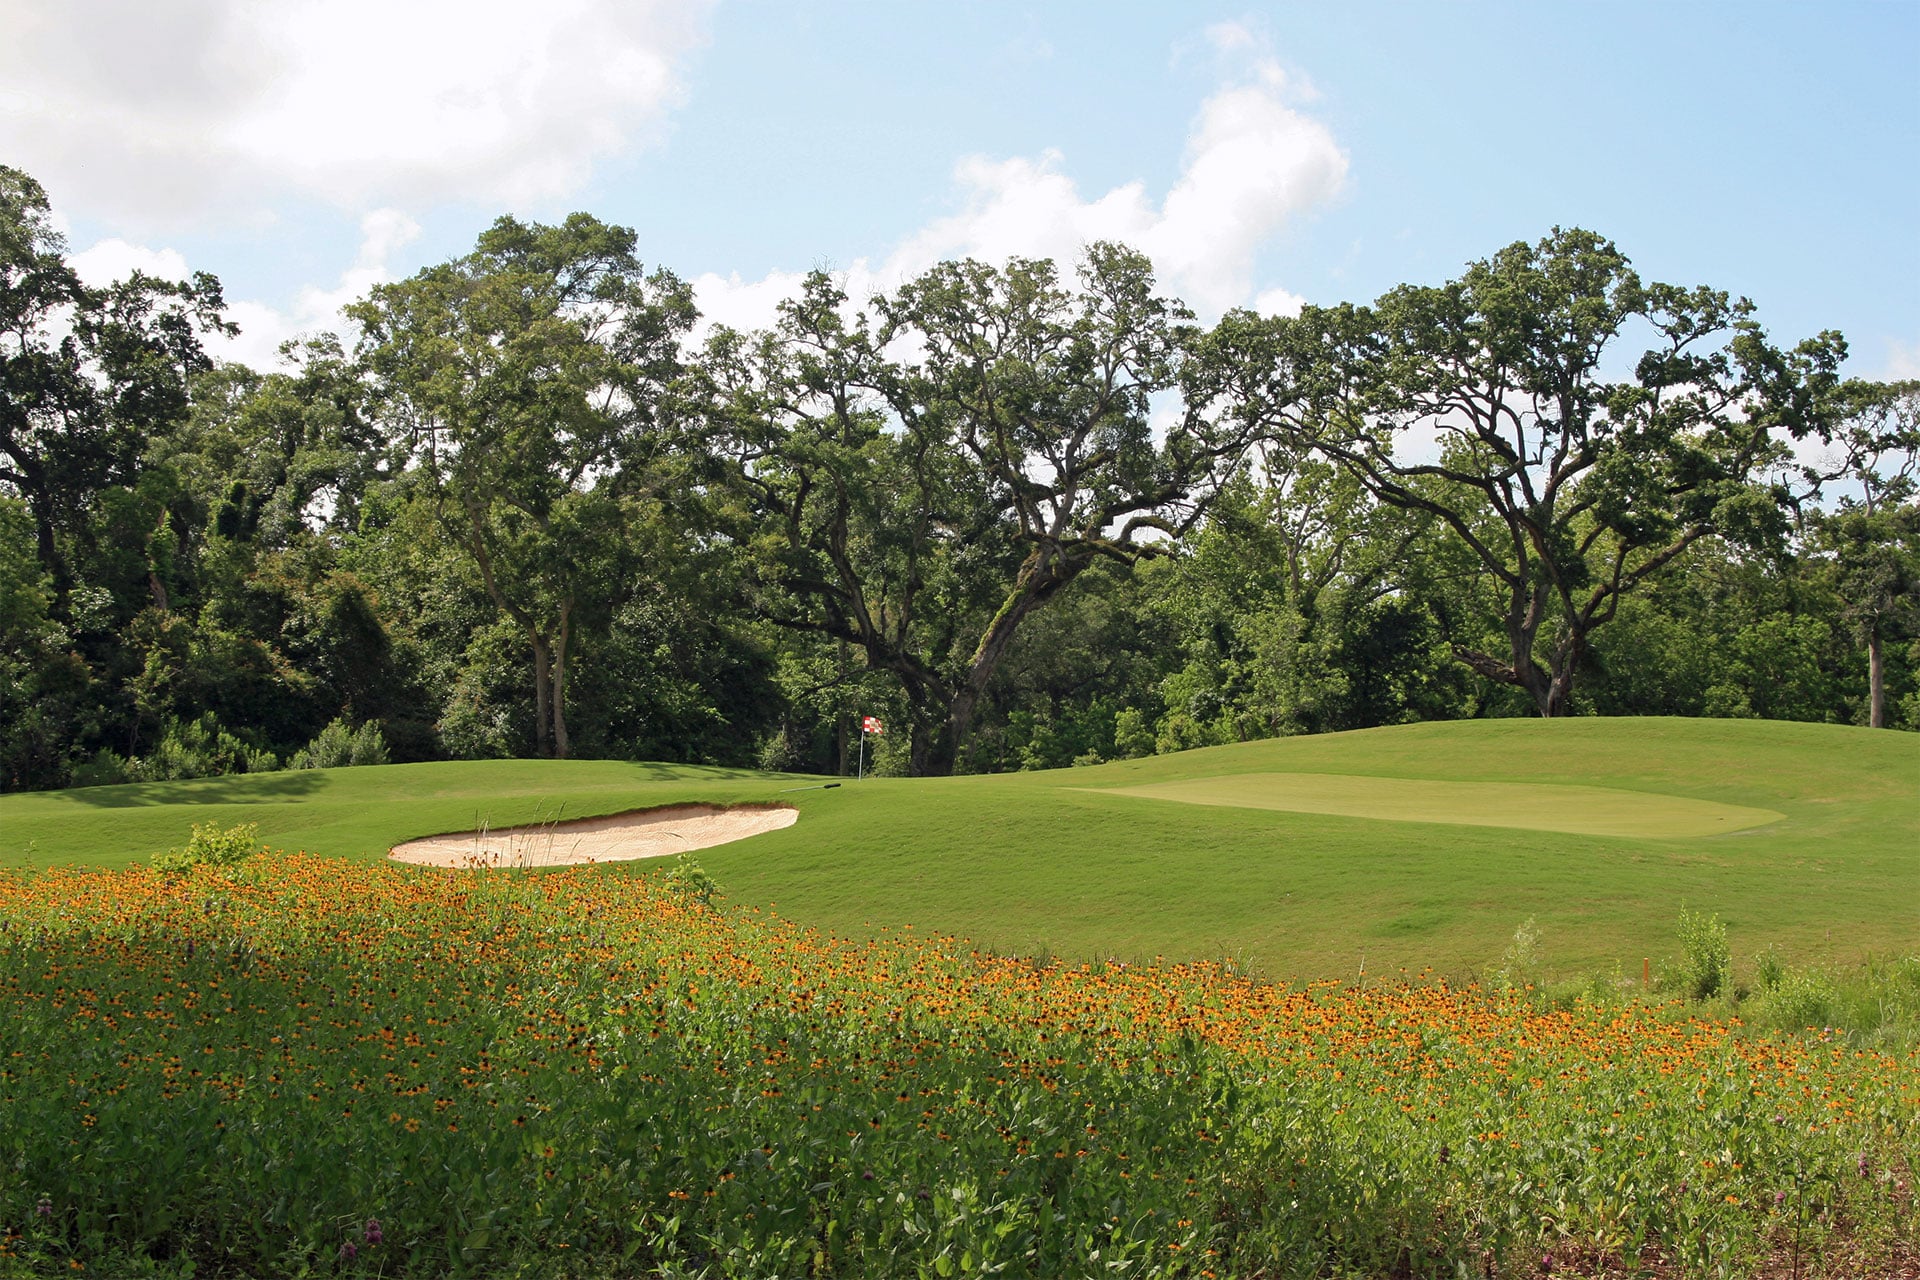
<box><xmin>388</xmin><ymin>803</ymin><xmax>798</xmax><ymax>868</ymax></box>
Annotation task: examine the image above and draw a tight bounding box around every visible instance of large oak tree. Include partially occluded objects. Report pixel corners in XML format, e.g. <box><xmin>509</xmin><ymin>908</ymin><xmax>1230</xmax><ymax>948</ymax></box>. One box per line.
<box><xmin>1204</xmin><ymin>228</ymin><xmax>1846</xmax><ymax>716</ymax></box>
<box><xmin>702</xmin><ymin>245</ymin><xmax>1255</xmax><ymax>773</ymax></box>
<box><xmin>351</xmin><ymin>214</ymin><xmax>694</xmax><ymax>758</ymax></box>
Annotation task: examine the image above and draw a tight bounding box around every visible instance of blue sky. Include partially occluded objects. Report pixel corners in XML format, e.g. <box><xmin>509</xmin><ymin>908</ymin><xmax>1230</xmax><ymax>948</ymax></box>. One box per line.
<box><xmin>4</xmin><ymin>0</ymin><xmax>1914</xmax><ymax>376</ymax></box>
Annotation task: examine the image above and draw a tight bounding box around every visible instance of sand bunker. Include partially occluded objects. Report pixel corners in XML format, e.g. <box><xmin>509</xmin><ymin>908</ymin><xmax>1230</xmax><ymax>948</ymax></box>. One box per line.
<box><xmin>389</xmin><ymin>804</ymin><xmax>798</xmax><ymax>868</ymax></box>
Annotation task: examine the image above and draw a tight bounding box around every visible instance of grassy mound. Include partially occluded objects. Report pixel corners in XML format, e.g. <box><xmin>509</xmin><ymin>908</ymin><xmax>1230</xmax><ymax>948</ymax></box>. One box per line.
<box><xmin>2</xmin><ymin>717</ymin><xmax>1914</xmax><ymax>982</ymax></box>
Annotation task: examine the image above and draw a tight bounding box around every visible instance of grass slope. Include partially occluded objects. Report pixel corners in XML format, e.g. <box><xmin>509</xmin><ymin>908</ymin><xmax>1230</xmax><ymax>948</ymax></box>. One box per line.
<box><xmin>3</xmin><ymin>718</ymin><xmax>1914</xmax><ymax>982</ymax></box>
<box><xmin>1089</xmin><ymin>772</ymin><xmax>1784</xmax><ymax>837</ymax></box>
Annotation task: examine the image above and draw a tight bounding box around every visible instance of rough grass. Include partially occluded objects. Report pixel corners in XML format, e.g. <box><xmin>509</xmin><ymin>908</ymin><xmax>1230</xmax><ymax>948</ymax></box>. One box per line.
<box><xmin>2</xmin><ymin>717</ymin><xmax>1913</xmax><ymax>984</ymax></box>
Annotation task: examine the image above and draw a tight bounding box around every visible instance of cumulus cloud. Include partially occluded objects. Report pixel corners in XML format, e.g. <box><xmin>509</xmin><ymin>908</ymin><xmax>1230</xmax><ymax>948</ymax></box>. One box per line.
<box><xmin>693</xmin><ymin>23</ymin><xmax>1346</xmax><ymax>335</ymax></box>
<box><xmin>1885</xmin><ymin>338</ymin><xmax>1920</xmax><ymax>381</ymax></box>
<box><xmin>68</xmin><ymin>239</ymin><xmax>196</xmax><ymax>290</ymax></box>
<box><xmin>0</xmin><ymin>0</ymin><xmax>712</xmax><ymax>227</ymax></box>
<box><xmin>70</xmin><ymin>210</ymin><xmax>421</xmax><ymax>370</ymax></box>
<box><xmin>224</xmin><ymin>209</ymin><xmax>424</xmax><ymax>369</ymax></box>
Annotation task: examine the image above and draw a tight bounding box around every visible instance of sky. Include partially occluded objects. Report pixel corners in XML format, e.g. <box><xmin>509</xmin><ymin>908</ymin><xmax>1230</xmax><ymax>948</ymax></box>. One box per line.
<box><xmin>3</xmin><ymin>0</ymin><xmax>1915</xmax><ymax>379</ymax></box>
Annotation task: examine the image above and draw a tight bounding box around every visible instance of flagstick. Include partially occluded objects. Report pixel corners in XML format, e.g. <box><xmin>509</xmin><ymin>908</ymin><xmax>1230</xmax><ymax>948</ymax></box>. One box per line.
<box><xmin>857</xmin><ymin>712</ymin><xmax>865</xmax><ymax>781</ymax></box>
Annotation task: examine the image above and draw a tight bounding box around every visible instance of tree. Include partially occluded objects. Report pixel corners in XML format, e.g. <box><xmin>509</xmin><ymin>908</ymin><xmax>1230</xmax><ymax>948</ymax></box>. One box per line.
<box><xmin>351</xmin><ymin>214</ymin><xmax>695</xmax><ymax>758</ymax></box>
<box><xmin>1805</xmin><ymin>381</ymin><xmax>1920</xmax><ymax>728</ymax></box>
<box><xmin>703</xmin><ymin>246</ymin><xmax>1253</xmax><ymax>774</ymax></box>
<box><xmin>1205</xmin><ymin>228</ymin><xmax>1845</xmax><ymax>715</ymax></box>
<box><xmin>0</xmin><ymin>166</ymin><xmax>232</xmax><ymax>596</ymax></box>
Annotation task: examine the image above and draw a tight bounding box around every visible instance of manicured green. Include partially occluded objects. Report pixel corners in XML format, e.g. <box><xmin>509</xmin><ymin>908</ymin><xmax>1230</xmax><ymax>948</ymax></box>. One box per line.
<box><xmin>1089</xmin><ymin>771</ymin><xmax>1784</xmax><ymax>838</ymax></box>
<box><xmin>2</xmin><ymin>718</ymin><xmax>1914</xmax><ymax>983</ymax></box>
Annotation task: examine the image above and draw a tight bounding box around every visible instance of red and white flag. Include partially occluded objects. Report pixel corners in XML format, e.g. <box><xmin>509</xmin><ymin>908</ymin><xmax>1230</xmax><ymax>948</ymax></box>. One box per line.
<box><xmin>861</xmin><ymin>716</ymin><xmax>884</xmax><ymax>736</ymax></box>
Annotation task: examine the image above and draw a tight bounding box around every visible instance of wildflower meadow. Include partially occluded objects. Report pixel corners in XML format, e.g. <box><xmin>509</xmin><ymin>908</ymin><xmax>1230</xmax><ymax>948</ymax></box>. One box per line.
<box><xmin>0</xmin><ymin>854</ymin><xmax>1913</xmax><ymax>1277</ymax></box>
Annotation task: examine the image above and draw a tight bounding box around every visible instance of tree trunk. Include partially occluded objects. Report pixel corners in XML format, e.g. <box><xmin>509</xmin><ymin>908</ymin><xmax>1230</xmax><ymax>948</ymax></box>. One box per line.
<box><xmin>835</xmin><ymin>640</ymin><xmax>849</xmax><ymax>775</ymax></box>
<box><xmin>1450</xmin><ymin>575</ymin><xmax>1584</xmax><ymax>717</ymax></box>
<box><xmin>910</xmin><ymin>718</ymin><xmax>957</xmax><ymax>777</ymax></box>
<box><xmin>551</xmin><ymin>602</ymin><xmax>572</xmax><ymax>759</ymax></box>
<box><xmin>531</xmin><ymin>633</ymin><xmax>552</xmax><ymax>758</ymax></box>
<box><xmin>1868</xmin><ymin>629</ymin><xmax>1886</xmax><ymax>729</ymax></box>
<box><xmin>932</xmin><ymin>546</ymin><xmax>1083</xmax><ymax>772</ymax></box>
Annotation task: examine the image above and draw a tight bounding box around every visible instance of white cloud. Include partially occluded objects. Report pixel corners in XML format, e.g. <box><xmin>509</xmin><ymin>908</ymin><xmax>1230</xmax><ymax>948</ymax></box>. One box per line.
<box><xmin>0</xmin><ymin>0</ymin><xmax>712</xmax><ymax>227</ymax></box>
<box><xmin>69</xmin><ymin>239</ymin><xmax>195</xmax><ymax>289</ymax></box>
<box><xmin>69</xmin><ymin>209</ymin><xmax>421</xmax><ymax>370</ymax></box>
<box><xmin>226</xmin><ymin>209</ymin><xmax>423</xmax><ymax>368</ymax></box>
<box><xmin>1885</xmin><ymin>338</ymin><xmax>1920</xmax><ymax>381</ymax></box>
<box><xmin>690</xmin><ymin>268</ymin><xmax>813</xmax><ymax>342</ymax></box>
<box><xmin>1252</xmin><ymin>287</ymin><xmax>1307</xmax><ymax>318</ymax></box>
<box><xmin>693</xmin><ymin>26</ymin><xmax>1347</xmax><ymax>336</ymax></box>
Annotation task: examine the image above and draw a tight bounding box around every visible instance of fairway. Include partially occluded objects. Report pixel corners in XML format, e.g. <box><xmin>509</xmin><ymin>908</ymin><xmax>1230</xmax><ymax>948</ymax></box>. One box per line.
<box><xmin>1087</xmin><ymin>772</ymin><xmax>1785</xmax><ymax>838</ymax></box>
<box><xmin>3</xmin><ymin>718</ymin><xmax>1914</xmax><ymax>981</ymax></box>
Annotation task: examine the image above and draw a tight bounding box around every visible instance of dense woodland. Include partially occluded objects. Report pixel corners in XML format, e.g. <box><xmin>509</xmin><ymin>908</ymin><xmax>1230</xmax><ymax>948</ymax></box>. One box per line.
<box><xmin>3</xmin><ymin>164</ymin><xmax>1916</xmax><ymax>792</ymax></box>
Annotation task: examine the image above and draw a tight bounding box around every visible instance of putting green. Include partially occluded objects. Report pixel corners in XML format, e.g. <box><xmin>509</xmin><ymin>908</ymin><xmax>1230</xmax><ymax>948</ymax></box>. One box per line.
<box><xmin>1087</xmin><ymin>772</ymin><xmax>1785</xmax><ymax>839</ymax></box>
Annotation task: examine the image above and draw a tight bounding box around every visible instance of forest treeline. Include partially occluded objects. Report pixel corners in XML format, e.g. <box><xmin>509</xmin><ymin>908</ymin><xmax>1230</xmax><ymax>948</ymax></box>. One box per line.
<box><xmin>3</xmin><ymin>164</ymin><xmax>1916</xmax><ymax>791</ymax></box>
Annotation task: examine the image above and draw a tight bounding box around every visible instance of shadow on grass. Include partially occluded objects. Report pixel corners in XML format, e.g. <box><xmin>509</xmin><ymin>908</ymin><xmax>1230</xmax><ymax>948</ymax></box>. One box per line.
<box><xmin>40</xmin><ymin>772</ymin><xmax>333</xmax><ymax>808</ymax></box>
<box><xmin>27</xmin><ymin>759</ymin><xmax>806</xmax><ymax>810</ymax></box>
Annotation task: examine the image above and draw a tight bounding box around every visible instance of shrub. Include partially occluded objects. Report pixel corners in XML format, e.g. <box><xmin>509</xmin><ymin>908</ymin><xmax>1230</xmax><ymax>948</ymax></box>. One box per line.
<box><xmin>1754</xmin><ymin>944</ymin><xmax>1785</xmax><ymax>992</ymax></box>
<box><xmin>1759</xmin><ymin>967</ymin><xmax>1841</xmax><ymax>1033</ymax></box>
<box><xmin>1677</xmin><ymin>908</ymin><xmax>1731</xmax><ymax>1001</ymax></box>
<box><xmin>151</xmin><ymin>821</ymin><xmax>263</xmax><ymax>878</ymax></box>
<box><xmin>1497</xmin><ymin>915</ymin><xmax>1543</xmax><ymax>990</ymax></box>
<box><xmin>754</xmin><ymin>725</ymin><xmax>802</xmax><ymax>774</ymax></box>
<box><xmin>72</xmin><ymin>748</ymin><xmax>132</xmax><ymax>788</ymax></box>
<box><xmin>128</xmin><ymin>714</ymin><xmax>277</xmax><ymax>782</ymax></box>
<box><xmin>289</xmin><ymin>717</ymin><xmax>389</xmax><ymax>770</ymax></box>
<box><xmin>663</xmin><ymin>855</ymin><xmax>718</xmax><ymax>907</ymax></box>
<box><xmin>1111</xmin><ymin>706</ymin><xmax>1155</xmax><ymax>759</ymax></box>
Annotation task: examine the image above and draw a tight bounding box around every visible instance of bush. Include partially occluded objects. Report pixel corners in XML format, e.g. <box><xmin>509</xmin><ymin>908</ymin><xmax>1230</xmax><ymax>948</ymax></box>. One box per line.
<box><xmin>72</xmin><ymin>748</ymin><xmax>132</xmax><ymax>788</ymax></box>
<box><xmin>152</xmin><ymin>821</ymin><xmax>263</xmax><ymax>878</ymax></box>
<box><xmin>663</xmin><ymin>855</ymin><xmax>718</xmax><ymax>907</ymax></box>
<box><xmin>1754</xmin><ymin>944</ymin><xmax>1785</xmax><ymax>992</ymax></box>
<box><xmin>1111</xmin><ymin>707</ymin><xmax>1156</xmax><ymax>759</ymax></box>
<box><xmin>1758</xmin><ymin>967</ymin><xmax>1842</xmax><ymax>1033</ymax></box>
<box><xmin>1496</xmin><ymin>916</ymin><xmax>1543</xmax><ymax>990</ymax></box>
<box><xmin>289</xmin><ymin>717</ymin><xmax>389</xmax><ymax>770</ymax></box>
<box><xmin>126</xmin><ymin>714</ymin><xmax>278</xmax><ymax>782</ymax></box>
<box><xmin>1677</xmin><ymin>908</ymin><xmax>1730</xmax><ymax>1001</ymax></box>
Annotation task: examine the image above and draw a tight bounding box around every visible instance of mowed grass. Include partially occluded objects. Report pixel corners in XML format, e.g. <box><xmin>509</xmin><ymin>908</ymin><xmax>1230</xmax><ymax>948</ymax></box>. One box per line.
<box><xmin>1086</xmin><ymin>772</ymin><xmax>1784</xmax><ymax>838</ymax></box>
<box><xmin>2</xmin><ymin>717</ymin><xmax>1914</xmax><ymax>983</ymax></box>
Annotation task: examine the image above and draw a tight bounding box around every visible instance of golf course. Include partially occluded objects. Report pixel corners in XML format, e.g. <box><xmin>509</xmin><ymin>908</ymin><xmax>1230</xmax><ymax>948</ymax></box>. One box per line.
<box><xmin>3</xmin><ymin>714</ymin><xmax>1918</xmax><ymax>1278</ymax></box>
<box><xmin>5</xmin><ymin>716</ymin><xmax>1913</xmax><ymax>982</ymax></box>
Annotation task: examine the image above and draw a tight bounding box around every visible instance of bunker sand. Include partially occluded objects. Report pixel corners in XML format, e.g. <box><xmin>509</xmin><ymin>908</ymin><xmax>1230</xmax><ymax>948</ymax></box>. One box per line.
<box><xmin>389</xmin><ymin>804</ymin><xmax>798</xmax><ymax>868</ymax></box>
<box><xmin>1086</xmin><ymin>772</ymin><xmax>1784</xmax><ymax>839</ymax></box>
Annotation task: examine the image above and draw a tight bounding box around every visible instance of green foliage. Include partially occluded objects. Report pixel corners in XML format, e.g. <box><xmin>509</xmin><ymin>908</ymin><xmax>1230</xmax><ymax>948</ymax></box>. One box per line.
<box><xmin>288</xmin><ymin>716</ymin><xmax>389</xmax><ymax>769</ymax></box>
<box><xmin>348</xmin><ymin>211</ymin><xmax>696</xmax><ymax>761</ymax></box>
<box><xmin>150</xmin><ymin>820</ymin><xmax>262</xmax><ymax>877</ymax></box>
<box><xmin>0</xmin><ymin>497</ymin><xmax>88</xmax><ymax>790</ymax></box>
<box><xmin>1756</xmin><ymin>965</ymin><xmax>1841</xmax><ymax>1033</ymax></box>
<box><xmin>1742</xmin><ymin>955</ymin><xmax>1920</xmax><ymax>1052</ymax></box>
<box><xmin>1111</xmin><ymin>706</ymin><xmax>1156</xmax><ymax>759</ymax></box>
<box><xmin>127</xmin><ymin>713</ymin><xmax>279</xmax><ymax>782</ymax></box>
<box><xmin>1677</xmin><ymin>908</ymin><xmax>1732</xmax><ymax>1001</ymax></box>
<box><xmin>1231</xmin><ymin>228</ymin><xmax>1850</xmax><ymax>718</ymax></box>
<box><xmin>1496</xmin><ymin>916</ymin><xmax>1544</xmax><ymax>990</ymax></box>
<box><xmin>662</xmin><ymin>854</ymin><xmax>719</xmax><ymax>907</ymax></box>
<box><xmin>3</xmin><ymin>855</ymin><xmax>1915</xmax><ymax>1278</ymax></box>
<box><xmin>4</xmin><ymin>160</ymin><xmax>1914</xmax><ymax>794</ymax></box>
